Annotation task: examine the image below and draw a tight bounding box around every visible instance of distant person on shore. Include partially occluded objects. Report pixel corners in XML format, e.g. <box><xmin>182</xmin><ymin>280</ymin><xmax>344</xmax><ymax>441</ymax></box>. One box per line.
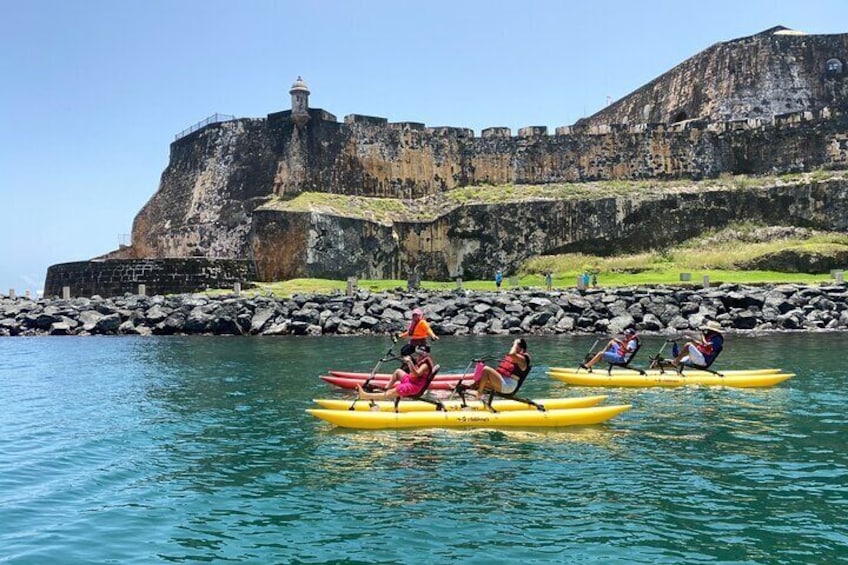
<box><xmin>580</xmin><ymin>328</ymin><xmax>639</xmax><ymax>372</ymax></box>
<box><xmin>474</xmin><ymin>338</ymin><xmax>531</xmax><ymax>397</ymax></box>
<box><xmin>670</xmin><ymin>320</ymin><xmax>724</xmax><ymax>368</ymax></box>
<box><xmin>545</xmin><ymin>271</ymin><xmax>553</xmax><ymax>291</ymax></box>
<box><xmin>495</xmin><ymin>269</ymin><xmax>504</xmax><ymax>291</ymax></box>
<box><xmin>396</xmin><ymin>307</ymin><xmax>438</xmax><ymax>356</ymax></box>
<box><xmin>357</xmin><ymin>345</ymin><xmax>435</xmax><ymax>401</ymax></box>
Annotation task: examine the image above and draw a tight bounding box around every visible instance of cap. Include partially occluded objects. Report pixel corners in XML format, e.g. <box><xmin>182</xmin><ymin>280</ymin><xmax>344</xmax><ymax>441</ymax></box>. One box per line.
<box><xmin>624</xmin><ymin>328</ymin><xmax>636</xmax><ymax>336</ymax></box>
<box><xmin>411</xmin><ymin>308</ymin><xmax>423</xmax><ymax>317</ymax></box>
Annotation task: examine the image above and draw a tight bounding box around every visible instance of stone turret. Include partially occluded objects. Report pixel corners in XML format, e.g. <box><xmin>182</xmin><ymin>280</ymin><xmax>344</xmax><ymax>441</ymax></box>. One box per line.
<box><xmin>289</xmin><ymin>76</ymin><xmax>310</xmax><ymax>126</ymax></box>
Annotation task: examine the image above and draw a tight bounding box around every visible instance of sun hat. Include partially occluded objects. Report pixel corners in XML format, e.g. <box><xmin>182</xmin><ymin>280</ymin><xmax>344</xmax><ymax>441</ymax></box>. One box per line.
<box><xmin>701</xmin><ymin>320</ymin><xmax>723</xmax><ymax>333</ymax></box>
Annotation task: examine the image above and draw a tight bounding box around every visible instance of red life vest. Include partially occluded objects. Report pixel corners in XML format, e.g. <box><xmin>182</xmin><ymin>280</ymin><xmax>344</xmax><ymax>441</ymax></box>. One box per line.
<box><xmin>496</xmin><ymin>352</ymin><xmax>530</xmax><ymax>379</ymax></box>
<box><xmin>410</xmin><ymin>355</ymin><xmax>433</xmax><ymax>382</ymax></box>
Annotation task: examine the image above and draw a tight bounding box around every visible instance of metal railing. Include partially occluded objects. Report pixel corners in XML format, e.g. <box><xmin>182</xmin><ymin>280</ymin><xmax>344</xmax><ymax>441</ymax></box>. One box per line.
<box><xmin>174</xmin><ymin>113</ymin><xmax>236</xmax><ymax>141</ymax></box>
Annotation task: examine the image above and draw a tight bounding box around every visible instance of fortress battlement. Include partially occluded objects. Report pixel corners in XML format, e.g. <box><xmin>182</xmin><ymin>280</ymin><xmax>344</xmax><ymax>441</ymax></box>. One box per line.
<box><xmin>171</xmin><ymin>102</ymin><xmax>845</xmax><ymax>154</ymax></box>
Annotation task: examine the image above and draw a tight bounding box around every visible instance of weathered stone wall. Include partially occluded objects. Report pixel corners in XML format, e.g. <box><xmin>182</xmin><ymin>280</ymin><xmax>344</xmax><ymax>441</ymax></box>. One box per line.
<box><xmin>128</xmin><ymin>107</ymin><xmax>848</xmax><ymax>266</ymax></box>
<box><xmin>44</xmin><ymin>259</ymin><xmax>257</xmax><ymax>298</ymax></box>
<box><xmin>250</xmin><ymin>178</ymin><xmax>848</xmax><ymax>281</ymax></box>
<box><xmin>578</xmin><ymin>27</ymin><xmax>848</xmax><ymax>126</ymax></box>
<box><xmin>85</xmin><ymin>27</ymin><xmax>848</xmax><ymax>286</ymax></box>
<box><xmin>130</xmin><ymin>118</ymin><xmax>277</xmax><ymax>260</ymax></box>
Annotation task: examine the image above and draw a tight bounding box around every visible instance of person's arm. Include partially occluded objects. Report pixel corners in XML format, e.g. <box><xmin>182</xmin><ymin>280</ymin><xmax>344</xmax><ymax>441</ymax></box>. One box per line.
<box><xmin>420</xmin><ymin>319</ymin><xmax>438</xmax><ymax>340</ymax></box>
<box><xmin>692</xmin><ymin>333</ymin><xmax>711</xmax><ymax>353</ymax></box>
<box><xmin>411</xmin><ymin>358</ymin><xmax>430</xmax><ymax>378</ymax></box>
<box><xmin>507</xmin><ymin>340</ymin><xmax>527</xmax><ymax>370</ymax></box>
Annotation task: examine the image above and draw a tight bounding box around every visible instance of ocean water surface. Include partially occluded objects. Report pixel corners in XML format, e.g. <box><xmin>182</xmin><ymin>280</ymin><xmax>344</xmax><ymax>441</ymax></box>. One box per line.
<box><xmin>1</xmin><ymin>333</ymin><xmax>846</xmax><ymax>563</ymax></box>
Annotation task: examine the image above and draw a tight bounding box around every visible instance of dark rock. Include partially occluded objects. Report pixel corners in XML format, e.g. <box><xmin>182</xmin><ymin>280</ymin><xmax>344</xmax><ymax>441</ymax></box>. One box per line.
<box><xmin>185</xmin><ymin>308</ymin><xmax>214</xmax><ymax>333</ymax></box>
<box><xmin>94</xmin><ymin>313</ymin><xmax>122</xmax><ymax>334</ymax></box>
<box><xmin>48</xmin><ymin>322</ymin><xmax>72</xmax><ymax>335</ymax></box>
<box><xmin>250</xmin><ymin>307</ymin><xmax>277</xmax><ymax>334</ymax></box>
<box><xmin>732</xmin><ymin>311</ymin><xmax>759</xmax><ymax>329</ymax></box>
<box><xmin>79</xmin><ymin>310</ymin><xmax>104</xmax><ymax>332</ymax></box>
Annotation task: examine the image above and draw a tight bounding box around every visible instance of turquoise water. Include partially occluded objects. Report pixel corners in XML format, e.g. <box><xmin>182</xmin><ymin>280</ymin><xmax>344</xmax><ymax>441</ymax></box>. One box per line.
<box><xmin>1</xmin><ymin>334</ymin><xmax>846</xmax><ymax>564</ymax></box>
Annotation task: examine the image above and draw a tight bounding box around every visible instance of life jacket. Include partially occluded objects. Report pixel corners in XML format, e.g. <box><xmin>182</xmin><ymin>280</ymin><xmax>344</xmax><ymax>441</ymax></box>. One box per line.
<box><xmin>410</xmin><ymin>354</ymin><xmax>433</xmax><ymax>382</ymax></box>
<box><xmin>406</xmin><ymin>319</ymin><xmax>431</xmax><ymax>344</ymax></box>
<box><xmin>611</xmin><ymin>336</ymin><xmax>638</xmax><ymax>359</ymax></box>
<box><xmin>698</xmin><ymin>333</ymin><xmax>724</xmax><ymax>364</ymax></box>
<box><xmin>496</xmin><ymin>352</ymin><xmax>531</xmax><ymax>380</ymax></box>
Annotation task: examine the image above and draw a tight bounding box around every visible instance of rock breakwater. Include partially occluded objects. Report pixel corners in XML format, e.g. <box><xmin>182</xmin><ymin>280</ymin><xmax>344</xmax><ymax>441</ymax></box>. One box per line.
<box><xmin>2</xmin><ymin>283</ymin><xmax>847</xmax><ymax>337</ymax></box>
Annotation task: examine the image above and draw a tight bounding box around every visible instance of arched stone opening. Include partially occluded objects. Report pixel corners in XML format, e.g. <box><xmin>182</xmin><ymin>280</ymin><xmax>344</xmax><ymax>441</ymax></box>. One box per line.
<box><xmin>670</xmin><ymin>111</ymin><xmax>688</xmax><ymax>124</ymax></box>
<box><xmin>826</xmin><ymin>58</ymin><xmax>844</xmax><ymax>74</ymax></box>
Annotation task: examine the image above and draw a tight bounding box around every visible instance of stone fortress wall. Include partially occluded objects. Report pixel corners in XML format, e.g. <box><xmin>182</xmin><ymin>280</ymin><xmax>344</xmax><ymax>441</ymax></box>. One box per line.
<box><xmin>578</xmin><ymin>26</ymin><xmax>848</xmax><ymax>127</ymax></box>
<box><xmin>44</xmin><ymin>259</ymin><xmax>256</xmax><ymax>298</ymax></box>
<box><xmin>45</xmin><ymin>27</ymin><xmax>848</xmax><ymax>296</ymax></box>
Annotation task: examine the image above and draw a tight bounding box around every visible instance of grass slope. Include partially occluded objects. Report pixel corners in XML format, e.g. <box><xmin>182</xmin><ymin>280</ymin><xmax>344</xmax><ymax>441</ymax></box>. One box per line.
<box><xmin>244</xmin><ymin>224</ymin><xmax>846</xmax><ymax>297</ymax></box>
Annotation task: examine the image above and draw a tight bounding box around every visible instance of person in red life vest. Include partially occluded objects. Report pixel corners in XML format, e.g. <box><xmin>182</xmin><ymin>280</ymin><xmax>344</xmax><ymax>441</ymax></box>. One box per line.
<box><xmin>671</xmin><ymin>320</ymin><xmax>725</xmax><ymax>367</ymax></box>
<box><xmin>356</xmin><ymin>345</ymin><xmax>435</xmax><ymax>400</ymax></box>
<box><xmin>580</xmin><ymin>328</ymin><xmax>639</xmax><ymax>372</ymax></box>
<box><xmin>474</xmin><ymin>338</ymin><xmax>531</xmax><ymax>397</ymax></box>
<box><xmin>396</xmin><ymin>307</ymin><xmax>438</xmax><ymax>356</ymax></box>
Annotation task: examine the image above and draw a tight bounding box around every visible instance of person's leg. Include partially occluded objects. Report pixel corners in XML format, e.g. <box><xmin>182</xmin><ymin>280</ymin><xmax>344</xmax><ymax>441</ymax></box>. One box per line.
<box><xmin>476</xmin><ymin>367</ymin><xmax>504</xmax><ymax>395</ymax></box>
<box><xmin>382</xmin><ymin>368</ymin><xmax>405</xmax><ymax>390</ymax></box>
<box><xmin>672</xmin><ymin>343</ymin><xmax>693</xmax><ymax>366</ymax></box>
<box><xmin>356</xmin><ymin>384</ymin><xmax>400</xmax><ymax>400</ymax></box>
<box><xmin>585</xmin><ymin>340</ymin><xmax>615</xmax><ymax>369</ymax></box>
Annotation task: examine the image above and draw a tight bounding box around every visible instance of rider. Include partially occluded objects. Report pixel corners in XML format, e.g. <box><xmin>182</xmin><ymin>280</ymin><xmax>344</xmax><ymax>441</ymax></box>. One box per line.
<box><xmin>396</xmin><ymin>307</ymin><xmax>438</xmax><ymax>356</ymax></box>
<box><xmin>580</xmin><ymin>328</ymin><xmax>639</xmax><ymax>372</ymax></box>
<box><xmin>356</xmin><ymin>345</ymin><xmax>435</xmax><ymax>401</ymax></box>
<box><xmin>671</xmin><ymin>320</ymin><xmax>724</xmax><ymax>368</ymax></box>
<box><xmin>474</xmin><ymin>338</ymin><xmax>531</xmax><ymax>397</ymax></box>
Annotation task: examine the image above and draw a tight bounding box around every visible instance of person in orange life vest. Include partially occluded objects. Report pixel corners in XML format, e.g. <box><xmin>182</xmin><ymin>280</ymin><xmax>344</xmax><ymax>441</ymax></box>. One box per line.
<box><xmin>474</xmin><ymin>338</ymin><xmax>530</xmax><ymax>396</ymax></box>
<box><xmin>356</xmin><ymin>345</ymin><xmax>435</xmax><ymax>400</ymax></box>
<box><xmin>396</xmin><ymin>307</ymin><xmax>438</xmax><ymax>356</ymax></box>
<box><xmin>580</xmin><ymin>328</ymin><xmax>639</xmax><ymax>372</ymax></box>
<box><xmin>671</xmin><ymin>320</ymin><xmax>724</xmax><ymax>367</ymax></box>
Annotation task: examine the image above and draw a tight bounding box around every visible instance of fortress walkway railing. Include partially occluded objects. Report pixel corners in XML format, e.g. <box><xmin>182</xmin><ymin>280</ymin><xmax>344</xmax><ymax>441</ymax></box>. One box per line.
<box><xmin>174</xmin><ymin>113</ymin><xmax>236</xmax><ymax>141</ymax></box>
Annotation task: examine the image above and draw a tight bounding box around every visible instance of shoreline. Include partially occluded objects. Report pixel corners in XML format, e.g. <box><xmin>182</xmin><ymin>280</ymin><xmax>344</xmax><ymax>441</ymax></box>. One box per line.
<box><xmin>2</xmin><ymin>282</ymin><xmax>847</xmax><ymax>337</ymax></box>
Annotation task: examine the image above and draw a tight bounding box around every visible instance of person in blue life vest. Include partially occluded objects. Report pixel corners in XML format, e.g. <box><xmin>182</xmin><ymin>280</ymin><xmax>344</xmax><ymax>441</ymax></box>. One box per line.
<box><xmin>495</xmin><ymin>269</ymin><xmax>504</xmax><ymax>290</ymax></box>
<box><xmin>474</xmin><ymin>338</ymin><xmax>531</xmax><ymax>396</ymax></box>
<box><xmin>580</xmin><ymin>328</ymin><xmax>639</xmax><ymax>372</ymax></box>
<box><xmin>671</xmin><ymin>320</ymin><xmax>724</xmax><ymax>367</ymax></box>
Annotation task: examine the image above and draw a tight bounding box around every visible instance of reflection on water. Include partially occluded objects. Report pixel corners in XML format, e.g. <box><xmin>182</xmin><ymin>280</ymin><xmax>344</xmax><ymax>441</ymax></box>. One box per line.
<box><xmin>1</xmin><ymin>333</ymin><xmax>847</xmax><ymax>563</ymax></box>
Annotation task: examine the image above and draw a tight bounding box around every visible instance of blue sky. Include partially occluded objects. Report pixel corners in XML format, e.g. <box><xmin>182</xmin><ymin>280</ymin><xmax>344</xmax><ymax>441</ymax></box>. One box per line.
<box><xmin>2</xmin><ymin>0</ymin><xmax>847</xmax><ymax>294</ymax></box>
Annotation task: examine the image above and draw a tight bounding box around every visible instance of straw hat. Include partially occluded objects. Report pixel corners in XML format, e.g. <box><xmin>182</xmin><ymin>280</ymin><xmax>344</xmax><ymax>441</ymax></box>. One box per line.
<box><xmin>701</xmin><ymin>320</ymin><xmax>723</xmax><ymax>333</ymax></box>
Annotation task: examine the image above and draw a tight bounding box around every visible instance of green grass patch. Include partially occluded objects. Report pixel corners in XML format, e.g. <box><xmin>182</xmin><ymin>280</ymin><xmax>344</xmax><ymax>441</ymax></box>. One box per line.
<box><xmin>255</xmin><ymin>171</ymin><xmax>848</xmax><ymax>225</ymax></box>
<box><xmin>260</xmin><ymin>193</ymin><xmax>417</xmax><ymax>224</ymax></box>
<box><xmin>242</xmin><ymin>268</ymin><xmax>833</xmax><ymax>298</ymax></box>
